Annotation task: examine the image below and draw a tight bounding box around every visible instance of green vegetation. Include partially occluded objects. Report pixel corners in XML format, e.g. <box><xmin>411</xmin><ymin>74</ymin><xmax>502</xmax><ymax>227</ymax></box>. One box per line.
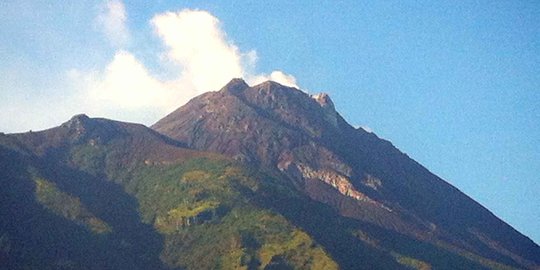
<box><xmin>158</xmin><ymin>206</ymin><xmax>337</xmax><ymax>270</ymax></box>
<box><xmin>114</xmin><ymin>157</ymin><xmax>337</xmax><ymax>269</ymax></box>
<box><xmin>155</xmin><ymin>200</ymin><xmax>220</xmax><ymax>233</ymax></box>
<box><xmin>433</xmin><ymin>240</ymin><xmax>519</xmax><ymax>270</ymax></box>
<box><xmin>34</xmin><ymin>177</ymin><xmax>111</xmax><ymax>234</ymax></box>
<box><xmin>55</xmin><ymin>128</ymin><xmax>338</xmax><ymax>268</ymax></box>
<box><xmin>258</xmin><ymin>229</ymin><xmax>338</xmax><ymax>270</ymax></box>
<box><xmin>391</xmin><ymin>252</ymin><xmax>432</xmax><ymax>270</ymax></box>
<box><xmin>70</xmin><ymin>144</ymin><xmax>107</xmax><ymax>176</ymax></box>
<box><xmin>125</xmin><ymin>158</ymin><xmax>234</xmax><ymax>223</ymax></box>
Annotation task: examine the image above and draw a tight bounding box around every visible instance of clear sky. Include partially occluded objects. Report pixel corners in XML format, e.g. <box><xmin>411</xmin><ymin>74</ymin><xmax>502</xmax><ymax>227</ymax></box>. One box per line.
<box><xmin>1</xmin><ymin>1</ymin><xmax>538</xmax><ymax>244</ymax></box>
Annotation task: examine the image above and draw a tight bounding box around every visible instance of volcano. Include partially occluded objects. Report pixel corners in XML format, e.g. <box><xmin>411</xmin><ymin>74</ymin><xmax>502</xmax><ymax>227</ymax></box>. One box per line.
<box><xmin>0</xmin><ymin>79</ymin><xmax>538</xmax><ymax>269</ymax></box>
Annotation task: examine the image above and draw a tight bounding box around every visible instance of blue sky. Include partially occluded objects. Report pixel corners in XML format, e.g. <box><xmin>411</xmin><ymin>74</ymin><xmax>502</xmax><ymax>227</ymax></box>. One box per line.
<box><xmin>1</xmin><ymin>1</ymin><xmax>538</xmax><ymax>244</ymax></box>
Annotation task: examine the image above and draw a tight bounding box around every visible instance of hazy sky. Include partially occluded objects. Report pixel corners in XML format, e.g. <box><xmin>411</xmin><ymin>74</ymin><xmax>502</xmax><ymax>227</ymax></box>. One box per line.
<box><xmin>1</xmin><ymin>1</ymin><xmax>538</xmax><ymax>244</ymax></box>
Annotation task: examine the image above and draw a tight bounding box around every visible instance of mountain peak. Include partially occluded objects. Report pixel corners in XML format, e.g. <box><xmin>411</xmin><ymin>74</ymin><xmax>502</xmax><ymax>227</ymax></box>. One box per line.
<box><xmin>220</xmin><ymin>78</ymin><xmax>302</xmax><ymax>99</ymax></box>
<box><xmin>256</xmin><ymin>80</ymin><xmax>287</xmax><ymax>88</ymax></box>
<box><xmin>239</xmin><ymin>80</ymin><xmax>342</xmax><ymax>129</ymax></box>
<box><xmin>252</xmin><ymin>80</ymin><xmax>302</xmax><ymax>94</ymax></box>
<box><xmin>63</xmin><ymin>114</ymin><xmax>91</xmax><ymax>132</ymax></box>
<box><xmin>220</xmin><ymin>78</ymin><xmax>249</xmax><ymax>94</ymax></box>
<box><xmin>58</xmin><ymin>114</ymin><xmax>130</xmax><ymax>144</ymax></box>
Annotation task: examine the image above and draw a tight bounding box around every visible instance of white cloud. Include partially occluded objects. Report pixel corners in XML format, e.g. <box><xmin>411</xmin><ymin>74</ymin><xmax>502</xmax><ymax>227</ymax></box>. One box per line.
<box><xmin>96</xmin><ymin>0</ymin><xmax>129</xmax><ymax>47</ymax></box>
<box><xmin>68</xmin><ymin>51</ymin><xmax>190</xmax><ymax>124</ymax></box>
<box><xmin>84</xmin><ymin>51</ymin><xmax>180</xmax><ymax>109</ymax></box>
<box><xmin>74</xmin><ymin>8</ymin><xmax>299</xmax><ymax>126</ymax></box>
<box><xmin>0</xmin><ymin>7</ymin><xmax>299</xmax><ymax>133</ymax></box>
<box><xmin>248</xmin><ymin>70</ymin><xmax>299</xmax><ymax>88</ymax></box>
<box><xmin>151</xmin><ymin>10</ymin><xmax>246</xmax><ymax>93</ymax></box>
<box><xmin>268</xmin><ymin>71</ymin><xmax>298</xmax><ymax>88</ymax></box>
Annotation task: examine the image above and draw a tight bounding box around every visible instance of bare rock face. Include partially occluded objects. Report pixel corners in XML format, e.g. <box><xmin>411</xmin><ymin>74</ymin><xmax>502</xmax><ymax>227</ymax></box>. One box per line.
<box><xmin>153</xmin><ymin>79</ymin><xmax>363</xmax><ymax>207</ymax></box>
<box><xmin>312</xmin><ymin>92</ymin><xmax>334</xmax><ymax>108</ymax></box>
<box><xmin>295</xmin><ymin>163</ymin><xmax>367</xmax><ymax>202</ymax></box>
<box><xmin>311</xmin><ymin>93</ymin><xmax>338</xmax><ymax>127</ymax></box>
<box><xmin>152</xmin><ymin>79</ymin><xmax>540</xmax><ymax>269</ymax></box>
<box><xmin>64</xmin><ymin>114</ymin><xmax>90</xmax><ymax>132</ymax></box>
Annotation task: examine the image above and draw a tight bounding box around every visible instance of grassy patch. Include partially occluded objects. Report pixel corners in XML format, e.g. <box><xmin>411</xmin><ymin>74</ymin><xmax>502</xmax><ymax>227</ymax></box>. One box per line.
<box><xmin>391</xmin><ymin>252</ymin><xmax>432</xmax><ymax>270</ymax></box>
<box><xmin>34</xmin><ymin>178</ymin><xmax>111</xmax><ymax>234</ymax></box>
<box><xmin>116</xmin><ymin>156</ymin><xmax>337</xmax><ymax>269</ymax></box>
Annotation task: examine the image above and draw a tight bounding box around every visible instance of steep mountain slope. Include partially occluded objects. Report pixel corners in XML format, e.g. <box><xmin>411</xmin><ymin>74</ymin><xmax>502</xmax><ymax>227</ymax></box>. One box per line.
<box><xmin>153</xmin><ymin>78</ymin><xmax>540</xmax><ymax>270</ymax></box>
<box><xmin>0</xmin><ymin>115</ymin><xmax>345</xmax><ymax>269</ymax></box>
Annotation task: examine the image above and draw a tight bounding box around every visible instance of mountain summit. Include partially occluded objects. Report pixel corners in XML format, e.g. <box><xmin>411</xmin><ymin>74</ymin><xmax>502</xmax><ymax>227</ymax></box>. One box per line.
<box><xmin>0</xmin><ymin>79</ymin><xmax>538</xmax><ymax>269</ymax></box>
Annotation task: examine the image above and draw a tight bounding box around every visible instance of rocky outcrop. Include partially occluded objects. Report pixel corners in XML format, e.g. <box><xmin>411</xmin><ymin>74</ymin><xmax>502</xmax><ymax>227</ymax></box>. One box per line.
<box><xmin>296</xmin><ymin>163</ymin><xmax>369</xmax><ymax>202</ymax></box>
<box><xmin>311</xmin><ymin>93</ymin><xmax>338</xmax><ymax>127</ymax></box>
<box><xmin>362</xmin><ymin>174</ymin><xmax>383</xmax><ymax>191</ymax></box>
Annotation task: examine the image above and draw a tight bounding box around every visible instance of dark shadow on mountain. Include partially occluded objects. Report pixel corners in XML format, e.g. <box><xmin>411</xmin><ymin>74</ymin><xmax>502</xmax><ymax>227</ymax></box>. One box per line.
<box><xmin>0</xmin><ymin>146</ymin><xmax>173</xmax><ymax>270</ymax></box>
<box><xmin>354</xmin><ymin>219</ymin><xmax>492</xmax><ymax>270</ymax></box>
<box><xmin>318</xmin><ymin>123</ymin><xmax>535</xmax><ymax>268</ymax></box>
<box><xmin>240</xmin><ymin>170</ymin><xmax>494</xmax><ymax>270</ymax></box>
<box><xmin>247</xmin><ymin>190</ymin><xmax>404</xmax><ymax>269</ymax></box>
<box><xmin>150</xmin><ymin>128</ymin><xmax>189</xmax><ymax>149</ymax></box>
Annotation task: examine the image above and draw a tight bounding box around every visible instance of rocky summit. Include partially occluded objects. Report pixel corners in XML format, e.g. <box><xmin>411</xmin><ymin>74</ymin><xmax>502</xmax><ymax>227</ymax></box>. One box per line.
<box><xmin>1</xmin><ymin>79</ymin><xmax>539</xmax><ymax>270</ymax></box>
